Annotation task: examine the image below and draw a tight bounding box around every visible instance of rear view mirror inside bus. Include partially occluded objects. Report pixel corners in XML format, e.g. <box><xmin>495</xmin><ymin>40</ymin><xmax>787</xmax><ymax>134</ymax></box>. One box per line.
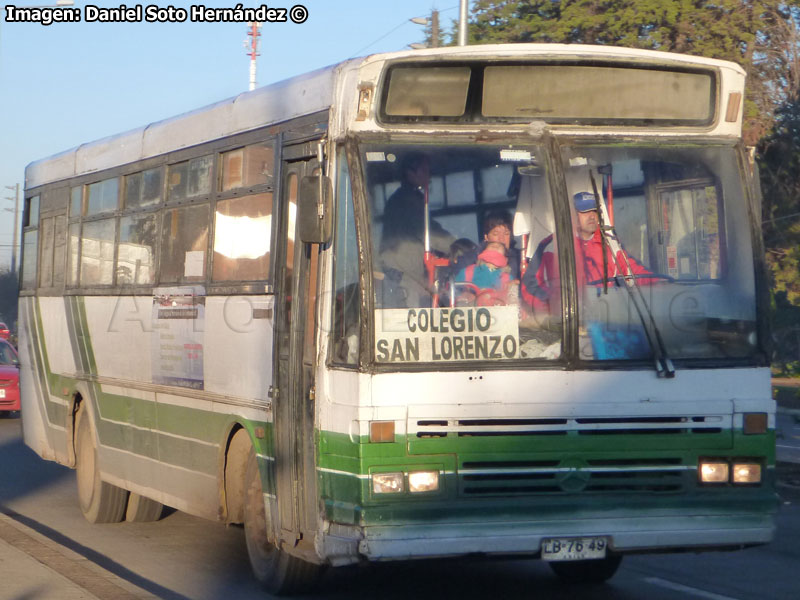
<box><xmin>299</xmin><ymin>175</ymin><xmax>333</xmax><ymax>244</ymax></box>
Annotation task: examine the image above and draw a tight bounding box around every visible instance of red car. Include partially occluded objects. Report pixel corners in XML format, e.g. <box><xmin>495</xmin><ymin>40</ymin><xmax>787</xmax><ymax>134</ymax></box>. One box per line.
<box><xmin>0</xmin><ymin>340</ymin><xmax>20</xmax><ymax>416</ymax></box>
<box><xmin>0</xmin><ymin>323</ymin><xmax>10</xmax><ymax>341</ymax></box>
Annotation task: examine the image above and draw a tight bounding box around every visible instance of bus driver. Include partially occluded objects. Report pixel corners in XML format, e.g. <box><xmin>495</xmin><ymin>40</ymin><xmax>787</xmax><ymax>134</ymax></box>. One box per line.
<box><xmin>521</xmin><ymin>191</ymin><xmax>653</xmax><ymax>313</ymax></box>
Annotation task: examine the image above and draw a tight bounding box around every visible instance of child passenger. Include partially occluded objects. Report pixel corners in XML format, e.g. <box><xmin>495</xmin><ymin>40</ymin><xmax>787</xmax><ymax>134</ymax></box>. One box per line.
<box><xmin>455</xmin><ymin>241</ymin><xmax>515</xmax><ymax>305</ymax></box>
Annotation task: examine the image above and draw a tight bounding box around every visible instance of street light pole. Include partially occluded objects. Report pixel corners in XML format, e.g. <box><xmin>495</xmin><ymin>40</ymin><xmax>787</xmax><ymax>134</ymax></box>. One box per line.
<box><xmin>458</xmin><ymin>0</ymin><xmax>469</xmax><ymax>46</ymax></box>
<box><xmin>410</xmin><ymin>9</ymin><xmax>440</xmax><ymax>49</ymax></box>
<box><xmin>3</xmin><ymin>185</ymin><xmax>20</xmax><ymax>275</ymax></box>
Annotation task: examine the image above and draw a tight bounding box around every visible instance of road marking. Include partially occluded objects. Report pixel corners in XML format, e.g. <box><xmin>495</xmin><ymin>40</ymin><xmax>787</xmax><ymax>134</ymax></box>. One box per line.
<box><xmin>644</xmin><ymin>577</ymin><xmax>741</xmax><ymax>600</ymax></box>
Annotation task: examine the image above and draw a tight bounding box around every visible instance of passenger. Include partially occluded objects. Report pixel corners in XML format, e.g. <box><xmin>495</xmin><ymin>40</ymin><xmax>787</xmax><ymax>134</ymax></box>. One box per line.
<box><xmin>379</xmin><ymin>153</ymin><xmax>453</xmax><ymax>307</ymax></box>
<box><xmin>455</xmin><ymin>241</ymin><xmax>515</xmax><ymax>306</ymax></box>
<box><xmin>453</xmin><ymin>209</ymin><xmax>521</xmax><ymax>279</ymax></box>
<box><xmin>522</xmin><ymin>191</ymin><xmax>654</xmax><ymax>312</ymax></box>
<box><xmin>449</xmin><ymin>237</ymin><xmax>478</xmax><ymax>267</ymax></box>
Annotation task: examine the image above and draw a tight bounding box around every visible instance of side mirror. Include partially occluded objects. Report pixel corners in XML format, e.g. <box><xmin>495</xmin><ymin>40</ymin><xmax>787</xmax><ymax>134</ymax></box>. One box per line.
<box><xmin>298</xmin><ymin>175</ymin><xmax>333</xmax><ymax>244</ymax></box>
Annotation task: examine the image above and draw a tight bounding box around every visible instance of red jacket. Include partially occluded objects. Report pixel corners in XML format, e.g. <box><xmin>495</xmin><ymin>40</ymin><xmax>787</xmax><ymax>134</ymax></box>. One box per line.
<box><xmin>522</xmin><ymin>230</ymin><xmax>653</xmax><ymax>310</ymax></box>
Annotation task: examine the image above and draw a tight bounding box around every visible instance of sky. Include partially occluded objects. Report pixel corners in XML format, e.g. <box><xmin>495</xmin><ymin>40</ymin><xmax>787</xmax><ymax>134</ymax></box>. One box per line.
<box><xmin>0</xmin><ymin>0</ymin><xmax>460</xmax><ymax>270</ymax></box>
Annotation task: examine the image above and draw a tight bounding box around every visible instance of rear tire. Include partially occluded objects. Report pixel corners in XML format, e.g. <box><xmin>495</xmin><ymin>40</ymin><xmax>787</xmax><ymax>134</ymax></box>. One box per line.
<box><xmin>126</xmin><ymin>493</ymin><xmax>163</xmax><ymax>522</ymax></box>
<box><xmin>243</xmin><ymin>447</ymin><xmax>320</xmax><ymax>595</ymax></box>
<box><xmin>75</xmin><ymin>408</ymin><xmax>128</xmax><ymax>524</ymax></box>
<box><xmin>548</xmin><ymin>555</ymin><xmax>622</xmax><ymax>584</ymax></box>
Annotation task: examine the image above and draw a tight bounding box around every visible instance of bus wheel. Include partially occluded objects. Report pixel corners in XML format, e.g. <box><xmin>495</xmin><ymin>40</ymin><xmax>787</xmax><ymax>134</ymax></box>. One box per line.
<box><xmin>243</xmin><ymin>447</ymin><xmax>320</xmax><ymax>595</ymax></box>
<box><xmin>75</xmin><ymin>408</ymin><xmax>128</xmax><ymax>524</ymax></box>
<box><xmin>126</xmin><ymin>493</ymin><xmax>163</xmax><ymax>522</ymax></box>
<box><xmin>548</xmin><ymin>555</ymin><xmax>622</xmax><ymax>584</ymax></box>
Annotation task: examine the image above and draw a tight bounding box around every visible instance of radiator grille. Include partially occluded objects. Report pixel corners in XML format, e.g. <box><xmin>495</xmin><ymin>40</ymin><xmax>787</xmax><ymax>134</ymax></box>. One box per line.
<box><xmin>409</xmin><ymin>413</ymin><xmax>725</xmax><ymax>496</ymax></box>
<box><xmin>413</xmin><ymin>415</ymin><xmax>724</xmax><ymax>438</ymax></box>
<box><xmin>459</xmin><ymin>457</ymin><xmax>687</xmax><ymax>496</ymax></box>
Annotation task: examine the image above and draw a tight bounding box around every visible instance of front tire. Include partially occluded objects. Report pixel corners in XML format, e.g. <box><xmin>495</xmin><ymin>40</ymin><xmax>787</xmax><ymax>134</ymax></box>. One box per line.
<box><xmin>243</xmin><ymin>447</ymin><xmax>320</xmax><ymax>595</ymax></box>
<box><xmin>548</xmin><ymin>555</ymin><xmax>623</xmax><ymax>584</ymax></box>
<box><xmin>75</xmin><ymin>407</ymin><xmax>128</xmax><ymax>524</ymax></box>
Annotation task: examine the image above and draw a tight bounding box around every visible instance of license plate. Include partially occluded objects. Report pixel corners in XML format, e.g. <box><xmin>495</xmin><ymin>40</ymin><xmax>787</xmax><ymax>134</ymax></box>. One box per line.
<box><xmin>541</xmin><ymin>537</ymin><xmax>608</xmax><ymax>561</ymax></box>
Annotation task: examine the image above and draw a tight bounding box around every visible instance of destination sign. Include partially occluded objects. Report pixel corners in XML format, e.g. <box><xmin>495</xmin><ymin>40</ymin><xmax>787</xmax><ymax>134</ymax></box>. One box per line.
<box><xmin>374</xmin><ymin>306</ymin><xmax>519</xmax><ymax>363</ymax></box>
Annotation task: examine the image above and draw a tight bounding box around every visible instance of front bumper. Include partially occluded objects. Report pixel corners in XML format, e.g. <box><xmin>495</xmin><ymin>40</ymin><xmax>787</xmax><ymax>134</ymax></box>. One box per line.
<box><xmin>319</xmin><ymin>507</ymin><xmax>776</xmax><ymax>565</ymax></box>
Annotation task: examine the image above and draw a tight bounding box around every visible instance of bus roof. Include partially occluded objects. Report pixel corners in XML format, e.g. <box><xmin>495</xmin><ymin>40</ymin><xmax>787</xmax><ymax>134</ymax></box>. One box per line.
<box><xmin>25</xmin><ymin>44</ymin><xmax>746</xmax><ymax>190</ymax></box>
<box><xmin>25</xmin><ymin>61</ymin><xmax>354</xmax><ymax>189</ymax></box>
<box><xmin>361</xmin><ymin>43</ymin><xmax>746</xmax><ymax>73</ymax></box>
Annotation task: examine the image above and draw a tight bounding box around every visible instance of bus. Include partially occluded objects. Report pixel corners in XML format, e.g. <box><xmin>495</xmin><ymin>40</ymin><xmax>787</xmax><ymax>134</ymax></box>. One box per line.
<box><xmin>19</xmin><ymin>44</ymin><xmax>777</xmax><ymax>593</ymax></box>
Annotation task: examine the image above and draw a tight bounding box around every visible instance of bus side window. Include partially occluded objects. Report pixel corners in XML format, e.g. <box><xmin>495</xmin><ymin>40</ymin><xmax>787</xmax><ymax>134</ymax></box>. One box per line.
<box><xmin>212</xmin><ymin>193</ymin><xmax>273</xmax><ymax>282</ymax></box>
<box><xmin>160</xmin><ymin>205</ymin><xmax>211</xmax><ymax>283</ymax></box>
<box><xmin>220</xmin><ymin>143</ymin><xmax>275</xmax><ymax>191</ymax></box>
<box><xmin>52</xmin><ymin>216</ymin><xmax>67</xmax><ymax>288</ymax></box>
<box><xmin>331</xmin><ymin>149</ymin><xmax>360</xmax><ymax>366</ymax></box>
<box><xmin>80</xmin><ymin>218</ymin><xmax>116</xmax><ymax>286</ymax></box>
<box><xmin>39</xmin><ymin>217</ymin><xmax>55</xmax><ymax>288</ymax></box>
<box><xmin>118</xmin><ymin>213</ymin><xmax>157</xmax><ymax>285</ymax></box>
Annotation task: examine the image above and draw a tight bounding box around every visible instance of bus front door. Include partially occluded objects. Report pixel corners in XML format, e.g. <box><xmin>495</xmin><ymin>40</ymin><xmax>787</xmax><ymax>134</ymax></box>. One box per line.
<box><xmin>273</xmin><ymin>145</ymin><xmax>322</xmax><ymax>559</ymax></box>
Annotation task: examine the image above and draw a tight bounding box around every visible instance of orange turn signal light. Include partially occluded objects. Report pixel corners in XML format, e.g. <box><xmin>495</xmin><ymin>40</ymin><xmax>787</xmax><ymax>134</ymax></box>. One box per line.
<box><xmin>370</xmin><ymin>421</ymin><xmax>395</xmax><ymax>443</ymax></box>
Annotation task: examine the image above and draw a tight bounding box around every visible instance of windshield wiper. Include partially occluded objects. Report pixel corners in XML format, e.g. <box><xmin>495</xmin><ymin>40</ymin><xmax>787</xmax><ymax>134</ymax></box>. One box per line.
<box><xmin>589</xmin><ymin>171</ymin><xmax>675</xmax><ymax>378</ymax></box>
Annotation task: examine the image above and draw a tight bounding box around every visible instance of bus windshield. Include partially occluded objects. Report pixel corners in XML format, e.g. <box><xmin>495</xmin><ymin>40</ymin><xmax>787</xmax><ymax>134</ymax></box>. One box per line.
<box><xmin>561</xmin><ymin>144</ymin><xmax>758</xmax><ymax>362</ymax></box>
<box><xmin>363</xmin><ymin>142</ymin><xmax>758</xmax><ymax>366</ymax></box>
<box><xmin>365</xmin><ymin>143</ymin><xmax>561</xmax><ymax>364</ymax></box>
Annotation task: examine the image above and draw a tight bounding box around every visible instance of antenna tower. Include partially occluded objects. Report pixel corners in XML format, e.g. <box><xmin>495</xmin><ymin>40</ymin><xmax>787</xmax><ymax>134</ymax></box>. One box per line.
<box><xmin>246</xmin><ymin>22</ymin><xmax>263</xmax><ymax>91</ymax></box>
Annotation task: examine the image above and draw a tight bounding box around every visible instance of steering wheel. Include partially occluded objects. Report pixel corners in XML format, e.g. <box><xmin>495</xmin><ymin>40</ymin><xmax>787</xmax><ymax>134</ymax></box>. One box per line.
<box><xmin>476</xmin><ymin>288</ymin><xmax>508</xmax><ymax>306</ymax></box>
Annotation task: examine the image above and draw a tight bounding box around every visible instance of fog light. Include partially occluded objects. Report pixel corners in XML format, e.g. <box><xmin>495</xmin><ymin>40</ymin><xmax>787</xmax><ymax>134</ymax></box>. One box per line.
<box><xmin>408</xmin><ymin>470</ymin><xmax>439</xmax><ymax>493</ymax></box>
<box><xmin>372</xmin><ymin>472</ymin><xmax>403</xmax><ymax>494</ymax></box>
<box><xmin>699</xmin><ymin>461</ymin><xmax>729</xmax><ymax>483</ymax></box>
<box><xmin>733</xmin><ymin>463</ymin><xmax>761</xmax><ymax>484</ymax></box>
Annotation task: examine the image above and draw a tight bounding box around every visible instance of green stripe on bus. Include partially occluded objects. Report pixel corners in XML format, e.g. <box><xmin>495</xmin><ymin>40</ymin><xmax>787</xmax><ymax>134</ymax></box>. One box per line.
<box><xmin>30</xmin><ymin>298</ymin><xmax>70</xmax><ymax>425</ymax></box>
<box><xmin>73</xmin><ymin>296</ymin><xmax>99</xmax><ymax>375</ymax></box>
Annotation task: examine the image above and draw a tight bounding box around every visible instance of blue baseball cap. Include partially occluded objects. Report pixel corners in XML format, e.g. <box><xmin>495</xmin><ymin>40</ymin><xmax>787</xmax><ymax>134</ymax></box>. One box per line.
<box><xmin>573</xmin><ymin>191</ymin><xmax>597</xmax><ymax>213</ymax></box>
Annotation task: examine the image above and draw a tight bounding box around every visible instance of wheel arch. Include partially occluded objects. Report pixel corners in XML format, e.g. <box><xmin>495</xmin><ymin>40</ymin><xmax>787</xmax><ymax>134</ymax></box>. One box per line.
<box><xmin>220</xmin><ymin>423</ymin><xmax>254</xmax><ymax>524</ymax></box>
<box><xmin>67</xmin><ymin>383</ymin><xmax>92</xmax><ymax>469</ymax></box>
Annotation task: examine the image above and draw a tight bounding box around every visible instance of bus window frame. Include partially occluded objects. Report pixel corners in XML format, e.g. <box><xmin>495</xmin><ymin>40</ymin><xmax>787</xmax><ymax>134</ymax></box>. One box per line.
<box><xmin>20</xmin><ymin>120</ymin><xmax>330</xmax><ymax>299</ymax></box>
<box><xmin>561</xmin><ymin>139</ymin><xmax>766</xmax><ymax>371</ymax></box>
<box><xmin>353</xmin><ymin>134</ymin><xmax>766</xmax><ymax>373</ymax></box>
<box><xmin>351</xmin><ymin>133</ymin><xmax>575</xmax><ymax>372</ymax></box>
<box><xmin>327</xmin><ymin>143</ymin><xmax>364</xmax><ymax>370</ymax></box>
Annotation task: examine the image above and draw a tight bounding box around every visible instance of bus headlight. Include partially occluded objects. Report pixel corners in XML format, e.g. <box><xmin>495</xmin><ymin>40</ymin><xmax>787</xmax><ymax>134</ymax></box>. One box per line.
<box><xmin>732</xmin><ymin>463</ymin><xmax>761</xmax><ymax>484</ymax></box>
<box><xmin>699</xmin><ymin>461</ymin><xmax>729</xmax><ymax>483</ymax></box>
<box><xmin>372</xmin><ymin>472</ymin><xmax>404</xmax><ymax>494</ymax></box>
<box><xmin>408</xmin><ymin>470</ymin><xmax>439</xmax><ymax>493</ymax></box>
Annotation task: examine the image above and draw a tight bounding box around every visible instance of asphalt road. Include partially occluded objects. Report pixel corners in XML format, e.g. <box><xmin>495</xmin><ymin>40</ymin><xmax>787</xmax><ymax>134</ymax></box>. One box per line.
<box><xmin>1</xmin><ymin>416</ymin><xmax>798</xmax><ymax>600</ymax></box>
<box><xmin>777</xmin><ymin>410</ymin><xmax>800</xmax><ymax>463</ymax></box>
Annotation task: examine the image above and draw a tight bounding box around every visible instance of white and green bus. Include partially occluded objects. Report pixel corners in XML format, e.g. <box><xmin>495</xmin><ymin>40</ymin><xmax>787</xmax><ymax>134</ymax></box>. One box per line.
<box><xmin>19</xmin><ymin>44</ymin><xmax>777</xmax><ymax>593</ymax></box>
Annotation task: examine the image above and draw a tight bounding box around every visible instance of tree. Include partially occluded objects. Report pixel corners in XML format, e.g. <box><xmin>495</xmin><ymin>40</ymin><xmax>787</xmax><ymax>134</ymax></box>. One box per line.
<box><xmin>759</xmin><ymin>98</ymin><xmax>800</xmax><ymax>307</ymax></box>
